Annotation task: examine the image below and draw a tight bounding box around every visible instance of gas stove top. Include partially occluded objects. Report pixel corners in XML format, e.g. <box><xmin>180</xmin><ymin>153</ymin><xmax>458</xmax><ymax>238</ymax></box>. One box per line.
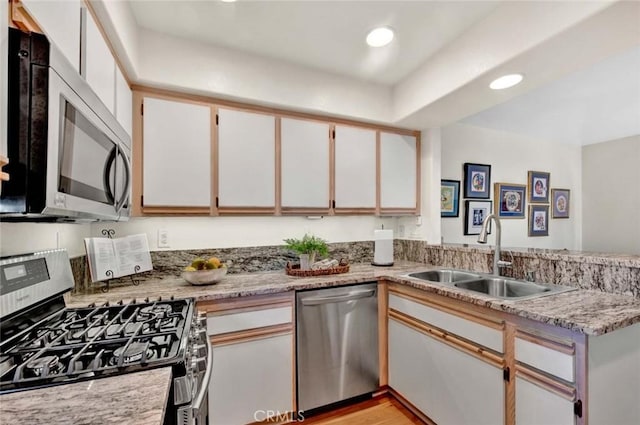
<box><xmin>0</xmin><ymin>249</ymin><xmax>212</xmax><ymax>425</ymax></box>
<box><xmin>0</xmin><ymin>297</ymin><xmax>192</xmax><ymax>393</ymax></box>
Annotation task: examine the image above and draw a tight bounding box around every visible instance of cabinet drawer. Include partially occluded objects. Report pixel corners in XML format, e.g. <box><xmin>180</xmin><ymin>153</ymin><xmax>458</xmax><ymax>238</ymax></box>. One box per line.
<box><xmin>389</xmin><ymin>294</ymin><xmax>503</xmax><ymax>353</ymax></box>
<box><xmin>207</xmin><ymin>306</ymin><xmax>292</xmax><ymax>336</ymax></box>
<box><xmin>515</xmin><ymin>335</ymin><xmax>575</xmax><ymax>382</ymax></box>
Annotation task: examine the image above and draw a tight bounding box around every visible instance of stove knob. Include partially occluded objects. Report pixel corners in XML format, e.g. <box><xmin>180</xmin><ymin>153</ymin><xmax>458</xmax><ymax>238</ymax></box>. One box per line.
<box><xmin>190</xmin><ymin>358</ymin><xmax>200</xmax><ymax>373</ymax></box>
<box><xmin>195</xmin><ymin>357</ymin><xmax>207</xmax><ymax>374</ymax></box>
<box><xmin>193</xmin><ymin>344</ymin><xmax>207</xmax><ymax>358</ymax></box>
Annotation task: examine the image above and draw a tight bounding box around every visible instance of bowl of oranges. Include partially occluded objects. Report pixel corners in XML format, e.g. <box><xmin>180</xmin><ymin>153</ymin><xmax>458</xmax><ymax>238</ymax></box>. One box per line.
<box><xmin>182</xmin><ymin>257</ymin><xmax>227</xmax><ymax>285</ymax></box>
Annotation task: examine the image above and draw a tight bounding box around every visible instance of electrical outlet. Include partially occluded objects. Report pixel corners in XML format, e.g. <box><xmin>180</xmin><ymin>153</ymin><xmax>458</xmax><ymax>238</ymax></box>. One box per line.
<box><xmin>157</xmin><ymin>229</ymin><xmax>170</xmax><ymax>248</ymax></box>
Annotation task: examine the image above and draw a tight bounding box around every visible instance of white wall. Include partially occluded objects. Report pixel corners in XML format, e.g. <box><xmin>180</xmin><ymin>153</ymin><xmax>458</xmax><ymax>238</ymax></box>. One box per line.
<box><xmin>89</xmin><ymin>216</ymin><xmax>396</xmax><ymax>251</ymax></box>
<box><xmin>0</xmin><ymin>215</ymin><xmax>396</xmax><ymax>258</ymax></box>
<box><xmin>582</xmin><ymin>136</ymin><xmax>640</xmax><ymax>254</ymax></box>
<box><xmin>0</xmin><ymin>223</ymin><xmax>91</xmax><ymax>257</ymax></box>
<box><xmin>137</xmin><ymin>29</ymin><xmax>392</xmax><ymax>124</ymax></box>
<box><xmin>397</xmin><ymin>128</ymin><xmax>441</xmax><ymax>243</ymax></box>
<box><xmin>440</xmin><ymin>123</ymin><xmax>582</xmax><ymax>249</ymax></box>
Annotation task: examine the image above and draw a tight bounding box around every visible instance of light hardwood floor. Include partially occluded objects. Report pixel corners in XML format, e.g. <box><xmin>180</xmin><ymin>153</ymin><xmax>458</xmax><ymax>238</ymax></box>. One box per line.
<box><xmin>301</xmin><ymin>395</ymin><xmax>425</xmax><ymax>425</ymax></box>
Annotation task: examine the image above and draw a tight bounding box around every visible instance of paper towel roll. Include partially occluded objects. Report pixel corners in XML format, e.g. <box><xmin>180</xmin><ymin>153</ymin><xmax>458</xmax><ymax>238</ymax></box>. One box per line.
<box><xmin>373</xmin><ymin>229</ymin><xmax>394</xmax><ymax>266</ymax></box>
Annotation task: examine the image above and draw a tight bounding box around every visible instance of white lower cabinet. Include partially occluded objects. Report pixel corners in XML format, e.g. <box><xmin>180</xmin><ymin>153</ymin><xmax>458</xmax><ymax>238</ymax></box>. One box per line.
<box><xmin>515</xmin><ymin>377</ymin><xmax>575</xmax><ymax>425</ymax></box>
<box><xmin>389</xmin><ymin>319</ymin><xmax>504</xmax><ymax>425</ymax></box>
<box><xmin>209</xmin><ymin>334</ymin><xmax>293</xmax><ymax>425</ymax></box>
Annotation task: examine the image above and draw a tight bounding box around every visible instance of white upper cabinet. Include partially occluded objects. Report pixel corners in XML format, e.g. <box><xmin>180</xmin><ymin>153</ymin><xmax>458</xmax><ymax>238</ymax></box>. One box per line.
<box><xmin>280</xmin><ymin>118</ymin><xmax>330</xmax><ymax>210</ymax></box>
<box><xmin>21</xmin><ymin>0</ymin><xmax>81</xmax><ymax>71</ymax></box>
<box><xmin>115</xmin><ymin>66</ymin><xmax>132</xmax><ymax>138</ymax></box>
<box><xmin>81</xmin><ymin>7</ymin><xmax>115</xmax><ymax>114</ymax></box>
<box><xmin>334</xmin><ymin>125</ymin><xmax>376</xmax><ymax>209</ymax></box>
<box><xmin>217</xmin><ymin>108</ymin><xmax>275</xmax><ymax>209</ymax></box>
<box><xmin>142</xmin><ymin>97</ymin><xmax>211</xmax><ymax>207</ymax></box>
<box><xmin>380</xmin><ymin>132</ymin><xmax>417</xmax><ymax>210</ymax></box>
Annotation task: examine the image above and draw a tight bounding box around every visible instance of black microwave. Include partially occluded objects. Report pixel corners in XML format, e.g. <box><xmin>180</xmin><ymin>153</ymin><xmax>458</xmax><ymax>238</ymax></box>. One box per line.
<box><xmin>1</xmin><ymin>28</ymin><xmax>131</xmax><ymax>222</ymax></box>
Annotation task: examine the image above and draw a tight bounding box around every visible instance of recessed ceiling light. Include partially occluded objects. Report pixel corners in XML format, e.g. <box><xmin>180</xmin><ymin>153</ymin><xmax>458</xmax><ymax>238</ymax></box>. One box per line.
<box><xmin>366</xmin><ymin>27</ymin><xmax>394</xmax><ymax>47</ymax></box>
<box><xmin>489</xmin><ymin>74</ymin><xmax>524</xmax><ymax>90</ymax></box>
<box><xmin>220</xmin><ymin>0</ymin><xmax>237</xmax><ymax>3</ymax></box>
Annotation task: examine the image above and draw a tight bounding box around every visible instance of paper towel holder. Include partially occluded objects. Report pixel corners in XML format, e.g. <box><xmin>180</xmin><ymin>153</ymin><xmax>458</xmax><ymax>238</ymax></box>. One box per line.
<box><xmin>372</xmin><ymin>228</ymin><xmax>394</xmax><ymax>267</ymax></box>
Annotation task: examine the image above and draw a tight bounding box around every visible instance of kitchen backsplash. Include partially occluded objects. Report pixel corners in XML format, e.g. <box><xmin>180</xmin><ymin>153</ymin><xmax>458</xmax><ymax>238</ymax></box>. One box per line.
<box><xmin>71</xmin><ymin>239</ymin><xmax>639</xmax><ymax>298</ymax></box>
<box><xmin>395</xmin><ymin>240</ymin><xmax>640</xmax><ymax>298</ymax></box>
<box><xmin>72</xmin><ymin>241</ymin><xmax>374</xmax><ymax>293</ymax></box>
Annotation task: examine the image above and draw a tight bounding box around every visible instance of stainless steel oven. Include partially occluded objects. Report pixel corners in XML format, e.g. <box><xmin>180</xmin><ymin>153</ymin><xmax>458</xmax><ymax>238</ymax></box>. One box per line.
<box><xmin>1</xmin><ymin>28</ymin><xmax>131</xmax><ymax>222</ymax></box>
<box><xmin>0</xmin><ymin>249</ymin><xmax>212</xmax><ymax>425</ymax></box>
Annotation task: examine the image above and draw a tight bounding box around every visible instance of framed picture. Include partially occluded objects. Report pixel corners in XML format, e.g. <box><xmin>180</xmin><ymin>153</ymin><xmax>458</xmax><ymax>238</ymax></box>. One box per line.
<box><xmin>463</xmin><ymin>163</ymin><xmax>491</xmax><ymax>199</ymax></box>
<box><xmin>494</xmin><ymin>183</ymin><xmax>526</xmax><ymax>219</ymax></box>
<box><xmin>528</xmin><ymin>171</ymin><xmax>550</xmax><ymax>203</ymax></box>
<box><xmin>441</xmin><ymin>179</ymin><xmax>460</xmax><ymax>217</ymax></box>
<box><xmin>464</xmin><ymin>200</ymin><xmax>492</xmax><ymax>235</ymax></box>
<box><xmin>528</xmin><ymin>204</ymin><xmax>549</xmax><ymax>237</ymax></box>
<box><xmin>551</xmin><ymin>188</ymin><xmax>570</xmax><ymax>218</ymax></box>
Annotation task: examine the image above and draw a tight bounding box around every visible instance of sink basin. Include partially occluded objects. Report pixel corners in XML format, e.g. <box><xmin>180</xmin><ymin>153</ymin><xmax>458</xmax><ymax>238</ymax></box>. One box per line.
<box><xmin>407</xmin><ymin>269</ymin><xmax>482</xmax><ymax>283</ymax></box>
<box><xmin>454</xmin><ymin>277</ymin><xmax>559</xmax><ymax>299</ymax></box>
<box><xmin>406</xmin><ymin>269</ymin><xmax>577</xmax><ymax>301</ymax></box>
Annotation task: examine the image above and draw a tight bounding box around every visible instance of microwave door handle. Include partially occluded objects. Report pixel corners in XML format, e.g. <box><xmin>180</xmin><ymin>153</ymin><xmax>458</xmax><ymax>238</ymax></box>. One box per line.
<box><xmin>115</xmin><ymin>148</ymin><xmax>131</xmax><ymax>213</ymax></box>
<box><xmin>103</xmin><ymin>147</ymin><xmax>117</xmax><ymax>206</ymax></box>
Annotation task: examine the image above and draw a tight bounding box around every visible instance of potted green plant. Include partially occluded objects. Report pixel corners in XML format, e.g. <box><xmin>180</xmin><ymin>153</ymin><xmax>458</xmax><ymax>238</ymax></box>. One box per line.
<box><xmin>283</xmin><ymin>234</ymin><xmax>329</xmax><ymax>270</ymax></box>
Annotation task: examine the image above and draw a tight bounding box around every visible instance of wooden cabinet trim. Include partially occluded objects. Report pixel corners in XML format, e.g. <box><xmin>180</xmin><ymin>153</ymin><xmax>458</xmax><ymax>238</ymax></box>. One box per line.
<box><xmin>9</xmin><ymin>0</ymin><xmax>41</xmax><ymax>32</ymax></box>
<box><xmin>375</xmin><ymin>131</ymin><xmax>381</xmax><ymax>215</ymax></box>
<box><xmin>211</xmin><ymin>106</ymin><xmax>219</xmax><ymax>216</ymax></box>
<box><xmin>415</xmin><ymin>132</ymin><xmax>421</xmax><ymax>214</ymax></box>
<box><xmin>210</xmin><ymin>323</ymin><xmax>293</xmax><ymax>347</ymax></box>
<box><xmin>378</xmin><ymin>282</ymin><xmax>389</xmax><ymax>387</ymax></box>
<box><xmin>388</xmin><ymin>284</ymin><xmax>505</xmax><ymax>331</ymax></box>
<box><xmin>141</xmin><ymin>206</ymin><xmax>210</xmax><ymax>215</ymax></box>
<box><xmin>132</xmin><ymin>85</ymin><xmax>419</xmax><ymax>137</ymax></box>
<box><xmin>197</xmin><ymin>292</ymin><xmax>294</xmax><ymax>314</ymax></box>
<box><xmin>515</xmin><ymin>365</ymin><xmax>577</xmax><ymax>402</ymax></box>
<box><xmin>389</xmin><ymin>309</ymin><xmax>504</xmax><ymax>368</ymax></box>
<box><xmin>515</xmin><ymin>329</ymin><xmax>575</xmax><ymax>355</ymax></box>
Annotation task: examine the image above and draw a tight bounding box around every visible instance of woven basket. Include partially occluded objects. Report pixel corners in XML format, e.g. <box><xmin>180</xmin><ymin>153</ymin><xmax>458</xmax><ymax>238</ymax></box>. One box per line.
<box><xmin>285</xmin><ymin>258</ymin><xmax>350</xmax><ymax>277</ymax></box>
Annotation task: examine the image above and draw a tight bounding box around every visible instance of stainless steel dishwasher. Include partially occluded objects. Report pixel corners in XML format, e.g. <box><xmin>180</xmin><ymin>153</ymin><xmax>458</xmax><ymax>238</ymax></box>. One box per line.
<box><xmin>296</xmin><ymin>282</ymin><xmax>379</xmax><ymax>413</ymax></box>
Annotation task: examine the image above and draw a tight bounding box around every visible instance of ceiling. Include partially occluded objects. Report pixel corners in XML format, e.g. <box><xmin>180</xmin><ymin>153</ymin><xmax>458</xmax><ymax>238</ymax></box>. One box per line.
<box><xmin>128</xmin><ymin>0</ymin><xmax>499</xmax><ymax>85</ymax></box>
<box><xmin>125</xmin><ymin>1</ymin><xmax>639</xmax><ymax>146</ymax></box>
<box><xmin>461</xmin><ymin>46</ymin><xmax>640</xmax><ymax>146</ymax></box>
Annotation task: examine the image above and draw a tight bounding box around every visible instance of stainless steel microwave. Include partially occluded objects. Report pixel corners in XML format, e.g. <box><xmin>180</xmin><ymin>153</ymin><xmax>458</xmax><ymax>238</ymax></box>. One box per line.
<box><xmin>1</xmin><ymin>28</ymin><xmax>131</xmax><ymax>222</ymax></box>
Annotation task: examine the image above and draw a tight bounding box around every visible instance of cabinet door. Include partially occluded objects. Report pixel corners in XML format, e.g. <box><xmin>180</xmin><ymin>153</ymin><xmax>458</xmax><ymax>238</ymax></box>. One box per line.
<box><xmin>115</xmin><ymin>67</ymin><xmax>132</xmax><ymax>139</ymax></box>
<box><xmin>380</xmin><ymin>132</ymin><xmax>417</xmax><ymax>210</ymax></box>
<box><xmin>142</xmin><ymin>97</ymin><xmax>211</xmax><ymax>207</ymax></box>
<box><xmin>389</xmin><ymin>319</ymin><xmax>504</xmax><ymax>425</ymax></box>
<box><xmin>281</xmin><ymin>118</ymin><xmax>330</xmax><ymax>210</ymax></box>
<box><xmin>21</xmin><ymin>0</ymin><xmax>81</xmax><ymax>71</ymax></box>
<box><xmin>209</xmin><ymin>334</ymin><xmax>293</xmax><ymax>425</ymax></box>
<box><xmin>516</xmin><ymin>377</ymin><xmax>575</xmax><ymax>425</ymax></box>
<box><xmin>218</xmin><ymin>108</ymin><xmax>275</xmax><ymax>209</ymax></box>
<box><xmin>81</xmin><ymin>7</ymin><xmax>115</xmax><ymax>113</ymax></box>
<box><xmin>334</xmin><ymin>125</ymin><xmax>376</xmax><ymax>210</ymax></box>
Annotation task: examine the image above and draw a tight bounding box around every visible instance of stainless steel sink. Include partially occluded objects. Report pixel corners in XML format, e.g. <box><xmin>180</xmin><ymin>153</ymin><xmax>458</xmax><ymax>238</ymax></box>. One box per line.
<box><xmin>405</xmin><ymin>269</ymin><xmax>577</xmax><ymax>301</ymax></box>
<box><xmin>407</xmin><ymin>269</ymin><xmax>483</xmax><ymax>283</ymax></box>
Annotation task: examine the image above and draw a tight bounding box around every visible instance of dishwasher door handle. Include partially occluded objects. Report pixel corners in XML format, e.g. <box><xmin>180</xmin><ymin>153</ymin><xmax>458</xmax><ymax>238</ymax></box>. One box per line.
<box><xmin>300</xmin><ymin>289</ymin><xmax>376</xmax><ymax>306</ymax></box>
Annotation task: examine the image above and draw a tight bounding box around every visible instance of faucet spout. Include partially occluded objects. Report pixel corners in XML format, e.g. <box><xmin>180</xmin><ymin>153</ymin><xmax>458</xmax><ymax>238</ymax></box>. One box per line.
<box><xmin>477</xmin><ymin>213</ymin><xmax>509</xmax><ymax>276</ymax></box>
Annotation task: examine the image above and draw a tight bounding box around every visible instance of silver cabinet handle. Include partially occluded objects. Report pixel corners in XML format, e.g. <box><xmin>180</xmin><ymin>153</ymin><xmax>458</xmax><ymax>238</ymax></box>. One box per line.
<box><xmin>301</xmin><ymin>289</ymin><xmax>375</xmax><ymax>306</ymax></box>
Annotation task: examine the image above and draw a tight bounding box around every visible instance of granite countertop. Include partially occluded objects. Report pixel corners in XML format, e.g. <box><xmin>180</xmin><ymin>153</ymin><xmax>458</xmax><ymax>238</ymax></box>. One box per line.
<box><xmin>68</xmin><ymin>261</ymin><xmax>640</xmax><ymax>336</ymax></box>
<box><xmin>0</xmin><ymin>367</ymin><xmax>172</xmax><ymax>425</ymax></box>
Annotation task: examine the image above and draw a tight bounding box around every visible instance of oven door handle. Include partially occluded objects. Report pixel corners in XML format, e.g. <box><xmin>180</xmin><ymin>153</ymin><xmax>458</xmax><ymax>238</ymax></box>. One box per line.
<box><xmin>191</xmin><ymin>335</ymin><xmax>213</xmax><ymax>417</ymax></box>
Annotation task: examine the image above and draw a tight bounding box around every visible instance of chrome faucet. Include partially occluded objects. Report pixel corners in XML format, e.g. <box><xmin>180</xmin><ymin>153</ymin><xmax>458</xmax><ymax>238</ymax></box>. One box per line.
<box><xmin>477</xmin><ymin>213</ymin><xmax>512</xmax><ymax>276</ymax></box>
